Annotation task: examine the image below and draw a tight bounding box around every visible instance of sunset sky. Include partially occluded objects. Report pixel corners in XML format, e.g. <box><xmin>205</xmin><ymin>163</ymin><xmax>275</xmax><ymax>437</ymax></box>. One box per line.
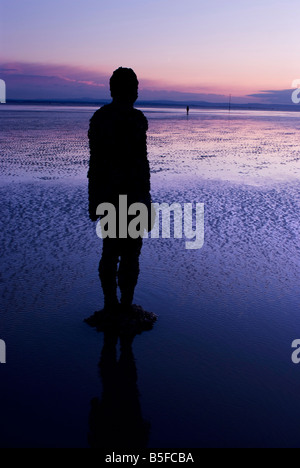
<box><xmin>0</xmin><ymin>0</ymin><xmax>299</xmax><ymax>103</ymax></box>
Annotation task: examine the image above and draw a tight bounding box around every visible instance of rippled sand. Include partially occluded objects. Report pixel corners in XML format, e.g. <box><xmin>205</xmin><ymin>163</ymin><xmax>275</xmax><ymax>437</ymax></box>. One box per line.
<box><xmin>0</xmin><ymin>105</ymin><xmax>300</xmax><ymax>448</ymax></box>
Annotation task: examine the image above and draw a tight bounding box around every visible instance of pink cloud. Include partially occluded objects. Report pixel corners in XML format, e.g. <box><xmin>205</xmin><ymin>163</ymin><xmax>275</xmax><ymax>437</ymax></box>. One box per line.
<box><xmin>0</xmin><ymin>61</ymin><xmax>294</xmax><ymax>106</ymax></box>
<box><xmin>0</xmin><ymin>62</ymin><xmax>110</xmax><ymax>100</ymax></box>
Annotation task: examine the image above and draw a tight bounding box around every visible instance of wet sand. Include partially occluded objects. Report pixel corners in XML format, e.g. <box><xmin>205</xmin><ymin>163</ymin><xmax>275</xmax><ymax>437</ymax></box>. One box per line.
<box><xmin>0</xmin><ymin>106</ymin><xmax>300</xmax><ymax>447</ymax></box>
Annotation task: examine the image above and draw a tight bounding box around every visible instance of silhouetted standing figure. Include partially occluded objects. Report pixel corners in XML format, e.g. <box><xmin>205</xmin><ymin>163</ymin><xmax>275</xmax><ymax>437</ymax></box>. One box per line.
<box><xmin>186</xmin><ymin>106</ymin><xmax>190</xmax><ymax>116</ymax></box>
<box><xmin>88</xmin><ymin>68</ymin><xmax>151</xmax><ymax>311</ymax></box>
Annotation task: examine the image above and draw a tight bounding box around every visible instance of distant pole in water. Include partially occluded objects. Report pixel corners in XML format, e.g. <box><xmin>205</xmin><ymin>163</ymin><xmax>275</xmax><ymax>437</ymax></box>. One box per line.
<box><xmin>186</xmin><ymin>105</ymin><xmax>190</xmax><ymax>116</ymax></box>
<box><xmin>229</xmin><ymin>94</ymin><xmax>232</xmax><ymax>113</ymax></box>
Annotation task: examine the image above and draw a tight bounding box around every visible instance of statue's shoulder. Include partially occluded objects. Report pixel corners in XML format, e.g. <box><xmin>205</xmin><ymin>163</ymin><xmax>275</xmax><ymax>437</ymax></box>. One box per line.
<box><xmin>133</xmin><ymin>108</ymin><xmax>148</xmax><ymax>131</ymax></box>
<box><xmin>91</xmin><ymin>104</ymin><xmax>112</xmax><ymax>121</ymax></box>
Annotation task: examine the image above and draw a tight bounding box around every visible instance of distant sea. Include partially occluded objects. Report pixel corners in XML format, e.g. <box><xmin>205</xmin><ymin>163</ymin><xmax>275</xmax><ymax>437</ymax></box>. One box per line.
<box><xmin>0</xmin><ymin>104</ymin><xmax>299</xmax><ymax>448</ymax></box>
<box><xmin>6</xmin><ymin>98</ymin><xmax>300</xmax><ymax>112</ymax></box>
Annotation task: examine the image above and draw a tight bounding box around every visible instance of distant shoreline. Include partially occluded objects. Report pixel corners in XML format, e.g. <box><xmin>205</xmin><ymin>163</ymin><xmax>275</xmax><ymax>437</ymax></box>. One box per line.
<box><xmin>1</xmin><ymin>99</ymin><xmax>300</xmax><ymax>113</ymax></box>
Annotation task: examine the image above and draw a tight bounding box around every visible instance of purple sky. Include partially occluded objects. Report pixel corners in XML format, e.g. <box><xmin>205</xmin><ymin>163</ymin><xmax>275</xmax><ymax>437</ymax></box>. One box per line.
<box><xmin>0</xmin><ymin>0</ymin><xmax>299</xmax><ymax>104</ymax></box>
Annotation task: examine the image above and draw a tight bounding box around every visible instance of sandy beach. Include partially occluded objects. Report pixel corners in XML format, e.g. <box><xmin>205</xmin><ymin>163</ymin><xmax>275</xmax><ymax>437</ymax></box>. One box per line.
<box><xmin>0</xmin><ymin>105</ymin><xmax>300</xmax><ymax>447</ymax></box>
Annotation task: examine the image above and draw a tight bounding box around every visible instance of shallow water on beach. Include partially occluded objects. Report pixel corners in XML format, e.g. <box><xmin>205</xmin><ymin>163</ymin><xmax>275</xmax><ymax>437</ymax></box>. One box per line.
<box><xmin>0</xmin><ymin>105</ymin><xmax>300</xmax><ymax>447</ymax></box>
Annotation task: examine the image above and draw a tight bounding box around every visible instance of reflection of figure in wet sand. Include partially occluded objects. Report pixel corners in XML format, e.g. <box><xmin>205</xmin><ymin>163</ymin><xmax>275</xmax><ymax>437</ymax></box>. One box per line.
<box><xmin>88</xmin><ymin>67</ymin><xmax>151</xmax><ymax>313</ymax></box>
<box><xmin>88</xmin><ymin>332</ymin><xmax>150</xmax><ymax>449</ymax></box>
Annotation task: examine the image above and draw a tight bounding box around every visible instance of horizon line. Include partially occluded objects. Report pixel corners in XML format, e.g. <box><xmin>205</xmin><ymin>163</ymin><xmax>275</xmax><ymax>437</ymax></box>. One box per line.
<box><xmin>2</xmin><ymin>98</ymin><xmax>300</xmax><ymax>113</ymax></box>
